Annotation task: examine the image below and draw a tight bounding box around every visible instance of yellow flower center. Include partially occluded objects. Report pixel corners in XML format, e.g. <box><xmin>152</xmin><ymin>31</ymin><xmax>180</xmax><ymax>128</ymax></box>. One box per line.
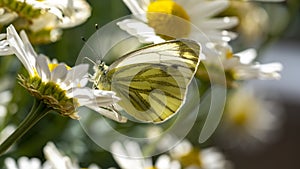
<box><xmin>230</xmin><ymin>111</ymin><xmax>248</xmax><ymax>126</ymax></box>
<box><xmin>178</xmin><ymin>148</ymin><xmax>202</xmax><ymax>167</ymax></box>
<box><xmin>226</xmin><ymin>50</ymin><xmax>234</xmax><ymax>59</ymax></box>
<box><xmin>147</xmin><ymin>0</ymin><xmax>191</xmax><ymax>40</ymax></box>
<box><xmin>18</xmin><ymin>75</ymin><xmax>80</xmax><ymax>119</ymax></box>
<box><xmin>145</xmin><ymin>167</ymin><xmax>157</xmax><ymax>169</ymax></box>
<box><xmin>48</xmin><ymin>63</ymin><xmax>71</xmax><ymax>72</ymax></box>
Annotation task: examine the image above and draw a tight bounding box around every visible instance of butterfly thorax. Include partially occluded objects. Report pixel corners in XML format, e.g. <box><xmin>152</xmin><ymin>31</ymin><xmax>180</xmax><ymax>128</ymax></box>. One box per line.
<box><xmin>93</xmin><ymin>62</ymin><xmax>111</xmax><ymax>91</ymax></box>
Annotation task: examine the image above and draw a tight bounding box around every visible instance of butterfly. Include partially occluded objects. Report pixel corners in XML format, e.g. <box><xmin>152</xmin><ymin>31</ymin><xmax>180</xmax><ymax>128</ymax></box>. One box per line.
<box><xmin>92</xmin><ymin>39</ymin><xmax>201</xmax><ymax>123</ymax></box>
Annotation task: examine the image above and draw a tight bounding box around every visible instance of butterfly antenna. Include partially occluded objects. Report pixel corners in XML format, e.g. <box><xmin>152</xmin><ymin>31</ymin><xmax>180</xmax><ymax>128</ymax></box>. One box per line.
<box><xmin>95</xmin><ymin>24</ymin><xmax>103</xmax><ymax>51</ymax></box>
<box><xmin>95</xmin><ymin>24</ymin><xmax>99</xmax><ymax>30</ymax></box>
<box><xmin>81</xmin><ymin>35</ymin><xmax>103</xmax><ymax>63</ymax></box>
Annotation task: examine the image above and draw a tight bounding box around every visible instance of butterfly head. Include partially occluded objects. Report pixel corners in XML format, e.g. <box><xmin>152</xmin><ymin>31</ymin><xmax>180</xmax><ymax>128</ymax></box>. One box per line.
<box><xmin>93</xmin><ymin>60</ymin><xmax>111</xmax><ymax>90</ymax></box>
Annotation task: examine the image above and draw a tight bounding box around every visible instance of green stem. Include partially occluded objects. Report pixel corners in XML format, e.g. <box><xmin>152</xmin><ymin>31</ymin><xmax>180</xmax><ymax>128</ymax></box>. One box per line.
<box><xmin>0</xmin><ymin>99</ymin><xmax>52</xmax><ymax>156</ymax></box>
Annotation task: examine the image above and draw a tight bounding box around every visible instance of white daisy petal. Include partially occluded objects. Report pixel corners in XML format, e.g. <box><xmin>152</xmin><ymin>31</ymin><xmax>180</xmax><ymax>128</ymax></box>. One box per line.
<box><xmin>7</xmin><ymin>25</ymin><xmax>36</xmax><ymax>75</ymax></box>
<box><xmin>123</xmin><ymin>0</ymin><xmax>148</xmax><ymax>21</ymax></box>
<box><xmin>63</xmin><ymin>64</ymin><xmax>89</xmax><ymax>88</ymax></box>
<box><xmin>86</xmin><ymin>104</ymin><xmax>128</xmax><ymax>122</ymax></box>
<box><xmin>69</xmin><ymin>88</ymin><xmax>120</xmax><ymax>106</ymax></box>
<box><xmin>121</xmin><ymin>0</ymin><xmax>238</xmax><ymax>44</ymax></box>
<box><xmin>205</xmin><ymin>30</ymin><xmax>238</xmax><ymax>42</ymax></box>
<box><xmin>170</xmin><ymin>161</ymin><xmax>181</xmax><ymax>169</ymax></box>
<box><xmin>0</xmin><ymin>35</ymin><xmax>13</xmax><ymax>55</ymax></box>
<box><xmin>177</xmin><ymin>0</ymin><xmax>202</xmax><ymax>11</ymax></box>
<box><xmin>196</xmin><ymin>17</ymin><xmax>239</xmax><ymax>30</ymax></box>
<box><xmin>36</xmin><ymin>55</ymin><xmax>51</xmax><ymax>81</ymax></box>
<box><xmin>43</xmin><ymin>142</ymin><xmax>68</xmax><ymax>169</ymax></box>
<box><xmin>18</xmin><ymin>157</ymin><xmax>31</xmax><ymax>169</ymax></box>
<box><xmin>43</xmin><ymin>142</ymin><xmax>81</xmax><ymax>169</ymax></box>
<box><xmin>155</xmin><ymin>155</ymin><xmax>171</xmax><ymax>168</ymax></box>
<box><xmin>111</xmin><ymin>142</ymin><xmax>133</xmax><ymax>167</ymax></box>
<box><xmin>58</xmin><ymin>0</ymin><xmax>92</xmax><ymax>28</ymax></box>
<box><xmin>258</xmin><ymin>62</ymin><xmax>283</xmax><ymax>79</ymax></box>
<box><xmin>29</xmin><ymin>13</ymin><xmax>58</xmax><ymax>32</ymax></box>
<box><xmin>235</xmin><ymin>48</ymin><xmax>257</xmax><ymax>64</ymax></box>
<box><xmin>111</xmin><ymin>141</ymin><xmax>151</xmax><ymax>169</ymax></box>
<box><xmin>0</xmin><ymin>33</ymin><xmax>6</xmax><ymax>40</ymax></box>
<box><xmin>125</xmin><ymin>141</ymin><xmax>144</xmax><ymax>158</ymax></box>
<box><xmin>51</xmin><ymin>63</ymin><xmax>68</xmax><ymax>82</ymax></box>
<box><xmin>0</xmin><ymin>8</ymin><xmax>17</xmax><ymax>25</ymax></box>
<box><xmin>187</xmin><ymin>0</ymin><xmax>229</xmax><ymax>19</ymax></box>
<box><xmin>117</xmin><ymin>19</ymin><xmax>165</xmax><ymax>43</ymax></box>
<box><xmin>4</xmin><ymin>157</ymin><xmax>18</xmax><ymax>169</ymax></box>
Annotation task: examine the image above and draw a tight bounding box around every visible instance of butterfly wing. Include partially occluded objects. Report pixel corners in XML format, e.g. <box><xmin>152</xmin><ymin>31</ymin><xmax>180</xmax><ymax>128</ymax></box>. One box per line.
<box><xmin>104</xmin><ymin>39</ymin><xmax>201</xmax><ymax>123</ymax></box>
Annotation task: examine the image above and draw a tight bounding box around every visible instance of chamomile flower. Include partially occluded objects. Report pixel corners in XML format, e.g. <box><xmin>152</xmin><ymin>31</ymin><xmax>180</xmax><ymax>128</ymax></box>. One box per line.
<box><xmin>111</xmin><ymin>141</ymin><xmax>181</xmax><ymax>169</ymax></box>
<box><xmin>0</xmin><ymin>24</ymin><xmax>126</xmax><ymax>155</ymax></box>
<box><xmin>1</xmin><ymin>24</ymin><xmax>123</xmax><ymax>121</ymax></box>
<box><xmin>118</xmin><ymin>0</ymin><xmax>238</xmax><ymax>43</ymax></box>
<box><xmin>216</xmin><ymin>87</ymin><xmax>282</xmax><ymax>150</ymax></box>
<box><xmin>44</xmin><ymin>142</ymin><xmax>102</xmax><ymax>169</ymax></box>
<box><xmin>170</xmin><ymin>140</ymin><xmax>232</xmax><ymax>169</ymax></box>
<box><xmin>197</xmin><ymin>42</ymin><xmax>282</xmax><ymax>87</ymax></box>
<box><xmin>4</xmin><ymin>142</ymin><xmax>101</xmax><ymax>169</ymax></box>
<box><xmin>0</xmin><ymin>0</ymin><xmax>91</xmax><ymax>43</ymax></box>
<box><xmin>4</xmin><ymin>157</ymin><xmax>52</xmax><ymax>169</ymax></box>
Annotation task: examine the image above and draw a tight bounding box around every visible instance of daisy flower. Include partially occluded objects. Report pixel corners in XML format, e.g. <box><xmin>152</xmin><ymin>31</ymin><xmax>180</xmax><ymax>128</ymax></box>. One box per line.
<box><xmin>0</xmin><ymin>24</ymin><xmax>126</xmax><ymax>155</ymax></box>
<box><xmin>170</xmin><ymin>139</ymin><xmax>232</xmax><ymax>169</ymax></box>
<box><xmin>216</xmin><ymin>86</ymin><xmax>282</xmax><ymax>150</ymax></box>
<box><xmin>0</xmin><ymin>0</ymin><xmax>91</xmax><ymax>44</ymax></box>
<box><xmin>118</xmin><ymin>0</ymin><xmax>238</xmax><ymax>44</ymax></box>
<box><xmin>4</xmin><ymin>142</ymin><xmax>101</xmax><ymax>169</ymax></box>
<box><xmin>4</xmin><ymin>156</ymin><xmax>52</xmax><ymax>169</ymax></box>
<box><xmin>111</xmin><ymin>141</ymin><xmax>181</xmax><ymax>169</ymax></box>
<box><xmin>43</xmin><ymin>142</ymin><xmax>101</xmax><ymax>169</ymax></box>
<box><xmin>196</xmin><ymin>42</ymin><xmax>282</xmax><ymax>87</ymax></box>
<box><xmin>3</xmin><ymin>24</ymin><xmax>122</xmax><ymax>120</ymax></box>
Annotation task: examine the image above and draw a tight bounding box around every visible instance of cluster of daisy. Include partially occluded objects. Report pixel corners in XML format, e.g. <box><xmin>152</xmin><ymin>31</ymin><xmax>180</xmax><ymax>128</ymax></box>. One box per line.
<box><xmin>0</xmin><ymin>24</ymin><xmax>124</xmax><ymax>122</ymax></box>
<box><xmin>4</xmin><ymin>142</ymin><xmax>101</xmax><ymax>169</ymax></box>
<box><xmin>0</xmin><ymin>0</ymin><xmax>285</xmax><ymax>168</ymax></box>
<box><xmin>3</xmin><ymin>139</ymin><xmax>232</xmax><ymax>169</ymax></box>
<box><xmin>110</xmin><ymin>139</ymin><xmax>232</xmax><ymax>169</ymax></box>
<box><xmin>111</xmin><ymin>0</ymin><xmax>284</xmax><ymax>167</ymax></box>
<box><xmin>0</xmin><ymin>0</ymin><xmax>91</xmax><ymax>44</ymax></box>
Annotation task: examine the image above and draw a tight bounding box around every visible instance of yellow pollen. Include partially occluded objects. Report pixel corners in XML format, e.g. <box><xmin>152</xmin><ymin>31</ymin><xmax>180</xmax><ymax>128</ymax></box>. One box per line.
<box><xmin>147</xmin><ymin>0</ymin><xmax>191</xmax><ymax>40</ymax></box>
<box><xmin>145</xmin><ymin>167</ymin><xmax>157</xmax><ymax>169</ymax></box>
<box><xmin>178</xmin><ymin>148</ymin><xmax>202</xmax><ymax>167</ymax></box>
<box><xmin>48</xmin><ymin>63</ymin><xmax>71</xmax><ymax>72</ymax></box>
<box><xmin>226</xmin><ymin>50</ymin><xmax>234</xmax><ymax>59</ymax></box>
<box><xmin>231</xmin><ymin>111</ymin><xmax>248</xmax><ymax>126</ymax></box>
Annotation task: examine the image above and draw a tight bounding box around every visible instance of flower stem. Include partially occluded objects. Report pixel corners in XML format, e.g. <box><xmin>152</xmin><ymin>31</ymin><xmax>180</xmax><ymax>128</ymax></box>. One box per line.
<box><xmin>0</xmin><ymin>99</ymin><xmax>52</xmax><ymax>155</ymax></box>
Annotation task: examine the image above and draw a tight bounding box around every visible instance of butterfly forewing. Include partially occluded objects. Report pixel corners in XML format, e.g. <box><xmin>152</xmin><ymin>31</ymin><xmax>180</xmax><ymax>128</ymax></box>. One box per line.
<box><xmin>101</xmin><ymin>39</ymin><xmax>201</xmax><ymax>123</ymax></box>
